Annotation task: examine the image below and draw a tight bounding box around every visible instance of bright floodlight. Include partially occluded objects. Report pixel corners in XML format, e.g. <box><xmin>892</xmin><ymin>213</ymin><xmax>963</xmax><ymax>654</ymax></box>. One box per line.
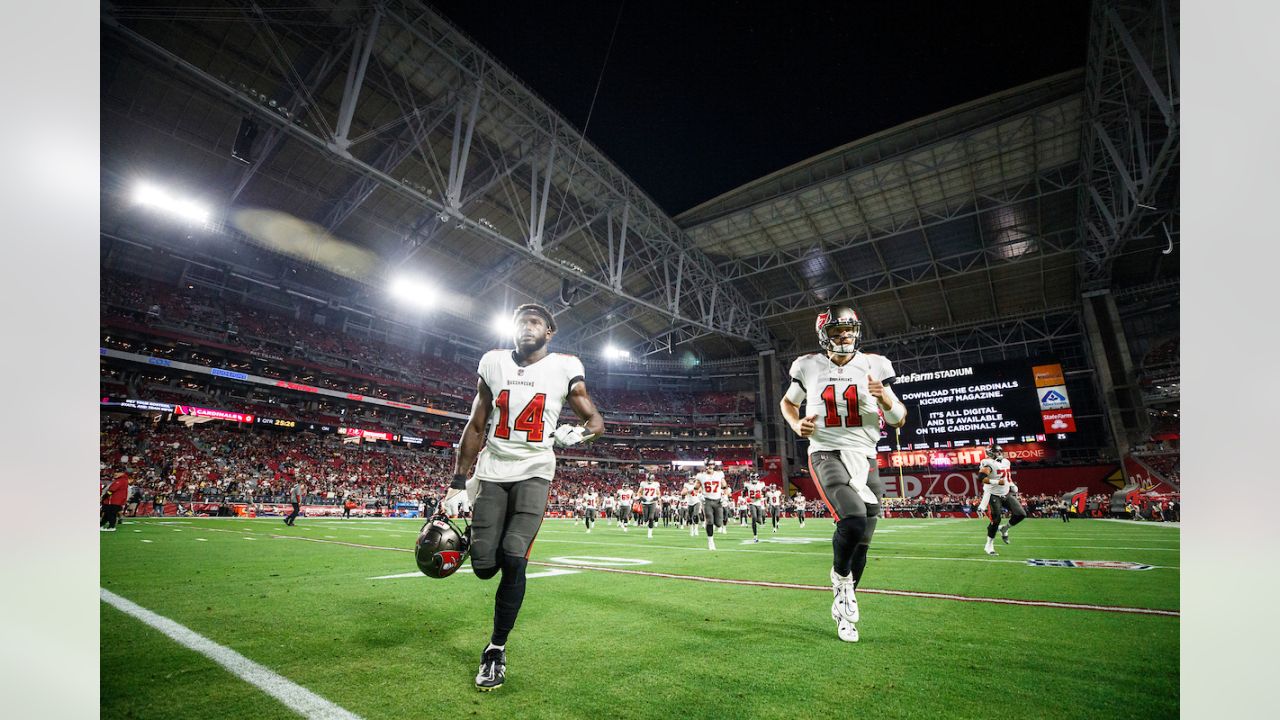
<box><xmin>132</xmin><ymin>182</ymin><xmax>211</xmax><ymax>225</ymax></box>
<box><xmin>603</xmin><ymin>344</ymin><xmax>631</xmax><ymax>360</ymax></box>
<box><xmin>491</xmin><ymin>312</ymin><xmax>512</xmax><ymax>337</ymax></box>
<box><xmin>389</xmin><ymin>276</ymin><xmax>438</xmax><ymax>309</ymax></box>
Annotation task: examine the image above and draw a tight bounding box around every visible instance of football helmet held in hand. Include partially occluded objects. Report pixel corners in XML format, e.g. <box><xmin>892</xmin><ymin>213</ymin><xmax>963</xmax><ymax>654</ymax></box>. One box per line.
<box><xmin>415</xmin><ymin>514</ymin><xmax>471</xmax><ymax>578</ymax></box>
<box><xmin>553</xmin><ymin>423</ymin><xmax>588</xmax><ymax>447</ymax></box>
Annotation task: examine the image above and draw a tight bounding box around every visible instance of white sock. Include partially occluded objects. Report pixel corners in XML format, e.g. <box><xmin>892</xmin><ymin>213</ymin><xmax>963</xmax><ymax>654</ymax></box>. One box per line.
<box><xmin>485</xmin><ymin>643</ymin><xmax>505</xmax><ymax>653</ymax></box>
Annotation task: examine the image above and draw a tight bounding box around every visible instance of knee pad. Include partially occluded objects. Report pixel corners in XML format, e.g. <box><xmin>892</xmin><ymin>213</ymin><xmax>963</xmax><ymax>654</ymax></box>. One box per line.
<box><xmin>835</xmin><ymin>515</ymin><xmax>868</xmax><ymax>543</ymax></box>
<box><xmin>473</xmin><ymin>564</ymin><xmax>500</xmax><ymax>580</ymax></box>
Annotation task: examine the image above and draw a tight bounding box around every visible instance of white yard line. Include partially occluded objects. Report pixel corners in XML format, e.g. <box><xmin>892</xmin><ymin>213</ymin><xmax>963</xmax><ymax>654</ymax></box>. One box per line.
<box><xmin>100</xmin><ymin>589</ymin><xmax>363</xmax><ymax>720</ymax></box>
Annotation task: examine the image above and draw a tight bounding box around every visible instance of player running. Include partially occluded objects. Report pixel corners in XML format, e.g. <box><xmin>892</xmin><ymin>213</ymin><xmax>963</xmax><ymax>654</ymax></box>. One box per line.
<box><xmin>976</xmin><ymin>444</ymin><xmax>1025</xmax><ymax>555</ymax></box>
<box><xmin>616</xmin><ymin>484</ymin><xmax>635</xmax><ymax>531</ymax></box>
<box><xmin>582</xmin><ymin>489</ymin><xmax>600</xmax><ymax>533</ymax></box>
<box><xmin>697</xmin><ymin>459</ymin><xmax>729</xmax><ymax>550</ymax></box>
<box><xmin>439</xmin><ymin>303</ymin><xmax>605</xmax><ymax>690</ymax></box>
<box><xmin>795</xmin><ymin>491</ymin><xmax>807</xmax><ymax>527</ymax></box>
<box><xmin>742</xmin><ymin>472</ymin><xmax>767</xmax><ymax>543</ymax></box>
<box><xmin>638</xmin><ymin>471</ymin><xmax>661</xmax><ymax>538</ymax></box>
<box><xmin>766</xmin><ymin>485</ymin><xmax>784</xmax><ymax>533</ymax></box>
<box><xmin>781</xmin><ymin>305</ymin><xmax>907</xmax><ymax>643</ymax></box>
<box><xmin>682</xmin><ymin>474</ymin><xmax>702</xmax><ymax>536</ymax></box>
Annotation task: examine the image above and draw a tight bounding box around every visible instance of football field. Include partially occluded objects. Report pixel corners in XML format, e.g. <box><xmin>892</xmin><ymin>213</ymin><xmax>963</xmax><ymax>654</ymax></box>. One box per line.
<box><xmin>100</xmin><ymin>516</ymin><xmax>1179</xmax><ymax>719</ymax></box>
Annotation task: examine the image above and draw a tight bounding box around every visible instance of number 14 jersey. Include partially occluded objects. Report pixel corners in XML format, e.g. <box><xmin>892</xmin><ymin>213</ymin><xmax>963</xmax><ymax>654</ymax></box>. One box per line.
<box><xmin>784</xmin><ymin>351</ymin><xmax>897</xmax><ymax>456</ymax></box>
<box><xmin>474</xmin><ymin>349</ymin><xmax>585</xmax><ymax>483</ymax></box>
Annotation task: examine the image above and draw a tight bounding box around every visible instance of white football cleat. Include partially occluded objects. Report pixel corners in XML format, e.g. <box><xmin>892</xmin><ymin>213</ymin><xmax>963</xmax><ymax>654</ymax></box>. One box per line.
<box><xmin>835</xmin><ymin>616</ymin><xmax>859</xmax><ymax>642</ymax></box>
<box><xmin>830</xmin><ymin>569</ymin><xmax>859</xmax><ymax>622</ymax></box>
<box><xmin>753</xmin><ymin>536</ymin><xmax>759</xmax><ymax>543</ymax></box>
<box><xmin>708</xmin><ymin>537</ymin><xmax>716</xmax><ymax>551</ymax></box>
<box><xmin>647</xmin><ymin>529</ymin><xmax>653</xmax><ymax>538</ymax></box>
<box><xmin>985</xmin><ymin>541</ymin><xmax>998</xmax><ymax>556</ymax></box>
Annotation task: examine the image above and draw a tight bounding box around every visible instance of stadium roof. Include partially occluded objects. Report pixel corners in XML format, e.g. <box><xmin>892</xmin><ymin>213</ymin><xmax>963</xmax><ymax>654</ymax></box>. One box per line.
<box><xmin>100</xmin><ymin>0</ymin><xmax>1177</xmax><ymax>364</ymax></box>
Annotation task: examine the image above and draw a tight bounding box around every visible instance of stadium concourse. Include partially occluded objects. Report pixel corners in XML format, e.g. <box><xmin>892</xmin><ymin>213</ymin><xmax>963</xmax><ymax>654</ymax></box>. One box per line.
<box><xmin>96</xmin><ymin>0</ymin><xmax>1180</xmax><ymax>716</ymax></box>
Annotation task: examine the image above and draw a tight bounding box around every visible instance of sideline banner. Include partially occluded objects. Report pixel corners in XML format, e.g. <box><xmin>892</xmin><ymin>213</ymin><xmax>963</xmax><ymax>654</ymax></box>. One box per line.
<box><xmin>880</xmin><ymin>464</ymin><xmax>1120</xmax><ymax>499</ymax></box>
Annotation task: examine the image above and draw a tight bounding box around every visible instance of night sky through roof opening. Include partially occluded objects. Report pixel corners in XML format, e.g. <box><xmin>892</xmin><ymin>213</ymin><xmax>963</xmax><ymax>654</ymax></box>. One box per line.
<box><xmin>430</xmin><ymin>1</ymin><xmax>1090</xmax><ymax>215</ymax></box>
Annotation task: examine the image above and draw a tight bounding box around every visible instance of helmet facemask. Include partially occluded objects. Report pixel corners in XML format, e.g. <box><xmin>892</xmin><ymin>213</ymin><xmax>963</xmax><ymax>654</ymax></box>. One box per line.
<box><xmin>816</xmin><ymin>306</ymin><xmax>863</xmax><ymax>354</ymax></box>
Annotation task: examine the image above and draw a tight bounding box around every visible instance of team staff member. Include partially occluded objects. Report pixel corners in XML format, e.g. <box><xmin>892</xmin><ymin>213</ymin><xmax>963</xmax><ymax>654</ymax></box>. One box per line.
<box><xmin>781</xmin><ymin>305</ymin><xmax>907</xmax><ymax>643</ymax></box>
<box><xmin>284</xmin><ymin>478</ymin><xmax>304</xmax><ymax>526</ymax></box>
<box><xmin>101</xmin><ymin>462</ymin><xmax>131</xmax><ymax>532</ymax></box>
<box><xmin>440</xmin><ymin>304</ymin><xmax>605</xmax><ymax>691</ymax></box>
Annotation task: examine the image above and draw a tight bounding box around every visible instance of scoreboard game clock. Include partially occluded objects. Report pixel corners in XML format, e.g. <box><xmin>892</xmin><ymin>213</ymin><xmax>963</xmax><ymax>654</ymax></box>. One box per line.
<box><xmin>892</xmin><ymin>359</ymin><xmax>1076</xmax><ymax>449</ymax></box>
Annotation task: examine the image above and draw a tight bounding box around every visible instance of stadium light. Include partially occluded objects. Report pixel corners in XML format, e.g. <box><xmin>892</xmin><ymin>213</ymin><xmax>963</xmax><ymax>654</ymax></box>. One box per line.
<box><xmin>389</xmin><ymin>276</ymin><xmax>438</xmax><ymax>309</ymax></box>
<box><xmin>603</xmin><ymin>344</ymin><xmax>631</xmax><ymax>360</ymax></box>
<box><xmin>132</xmin><ymin>182</ymin><xmax>212</xmax><ymax>225</ymax></box>
<box><xmin>491</xmin><ymin>312</ymin><xmax>512</xmax><ymax>337</ymax></box>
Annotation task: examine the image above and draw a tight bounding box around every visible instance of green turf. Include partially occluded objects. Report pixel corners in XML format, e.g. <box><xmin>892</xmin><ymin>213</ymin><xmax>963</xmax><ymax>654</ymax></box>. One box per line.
<box><xmin>100</xmin><ymin>516</ymin><xmax>1179</xmax><ymax>719</ymax></box>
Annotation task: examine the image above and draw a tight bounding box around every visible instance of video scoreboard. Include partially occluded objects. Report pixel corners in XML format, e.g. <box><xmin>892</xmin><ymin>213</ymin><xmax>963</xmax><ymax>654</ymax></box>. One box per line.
<box><xmin>890</xmin><ymin>359</ymin><xmax>1076</xmax><ymax>450</ymax></box>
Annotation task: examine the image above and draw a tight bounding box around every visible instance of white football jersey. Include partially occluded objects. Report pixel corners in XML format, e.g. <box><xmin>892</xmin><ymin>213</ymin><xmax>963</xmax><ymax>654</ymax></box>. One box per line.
<box><xmin>583</xmin><ymin>492</ymin><xmax>599</xmax><ymax>509</ymax></box>
<box><xmin>795</xmin><ymin>493</ymin><xmax>806</xmax><ymax>507</ymax></box>
<box><xmin>618</xmin><ymin>487</ymin><xmax>635</xmax><ymax>504</ymax></box>
<box><xmin>474</xmin><ymin>350</ymin><xmax>585</xmax><ymax>483</ymax></box>
<box><xmin>697</xmin><ymin>471</ymin><xmax>727</xmax><ymax>500</ymax></box>
<box><xmin>603</xmin><ymin>496</ymin><xmax>615</xmax><ymax>509</ymax></box>
<box><xmin>743</xmin><ymin>480</ymin><xmax>766</xmax><ymax>506</ymax></box>
<box><xmin>784</xmin><ymin>351</ymin><xmax>897</xmax><ymax>455</ymax></box>
<box><xmin>639</xmin><ymin>480</ymin><xmax>661</xmax><ymax>504</ymax></box>
<box><xmin>980</xmin><ymin>457</ymin><xmax>1013</xmax><ymax>496</ymax></box>
<box><xmin>683</xmin><ymin>481</ymin><xmax>702</xmax><ymax>506</ymax></box>
<box><xmin>766</xmin><ymin>488</ymin><xmax>782</xmax><ymax>507</ymax></box>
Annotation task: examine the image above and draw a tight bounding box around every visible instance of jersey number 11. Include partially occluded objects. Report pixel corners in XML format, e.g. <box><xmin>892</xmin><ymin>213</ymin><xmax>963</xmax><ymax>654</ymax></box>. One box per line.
<box><xmin>819</xmin><ymin>385</ymin><xmax>863</xmax><ymax>427</ymax></box>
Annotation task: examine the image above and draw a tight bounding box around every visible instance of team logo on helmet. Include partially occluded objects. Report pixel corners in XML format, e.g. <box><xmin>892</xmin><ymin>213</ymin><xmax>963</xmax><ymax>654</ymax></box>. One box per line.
<box><xmin>986</xmin><ymin>444</ymin><xmax>1005</xmax><ymax>460</ymax></box>
<box><xmin>415</xmin><ymin>515</ymin><xmax>471</xmax><ymax>579</ymax></box>
<box><xmin>816</xmin><ymin>305</ymin><xmax>863</xmax><ymax>354</ymax></box>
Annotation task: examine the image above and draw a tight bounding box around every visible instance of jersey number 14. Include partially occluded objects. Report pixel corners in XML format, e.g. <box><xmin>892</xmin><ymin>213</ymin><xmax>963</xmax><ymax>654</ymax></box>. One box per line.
<box><xmin>494</xmin><ymin>391</ymin><xmax>547</xmax><ymax>441</ymax></box>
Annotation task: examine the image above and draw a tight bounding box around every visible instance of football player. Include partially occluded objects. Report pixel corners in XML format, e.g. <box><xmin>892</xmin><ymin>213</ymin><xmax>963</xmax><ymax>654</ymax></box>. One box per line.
<box><xmin>582</xmin><ymin>489</ymin><xmax>599</xmax><ymax>533</ymax></box>
<box><xmin>742</xmin><ymin>472</ymin><xmax>767</xmax><ymax>543</ymax></box>
<box><xmin>781</xmin><ymin>305</ymin><xmax>907</xmax><ymax>643</ymax></box>
<box><xmin>616</xmin><ymin>483</ymin><xmax>635</xmax><ymax>531</ymax></box>
<box><xmin>795</xmin><ymin>491</ymin><xmax>807</xmax><ymax>528</ymax></box>
<box><xmin>681</xmin><ymin>474</ymin><xmax>702</xmax><ymax>536</ymax></box>
<box><xmin>976</xmin><ymin>444</ymin><xmax>1025</xmax><ymax>555</ymax></box>
<box><xmin>440</xmin><ymin>303</ymin><xmax>605</xmax><ymax>691</ymax></box>
<box><xmin>766</xmin><ymin>485</ymin><xmax>784</xmax><ymax>533</ymax></box>
<box><xmin>638</xmin><ymin>471</ymin><xmax>661</xmax><ymax>538</ymax></box>
<box><xmin>602</xmin><ymin>493</ymin><xmax>615</xmax><ymax>525</ymax></box>
<box><xmin>660</xmin><ymin>490</ymin><xmax>673</xmax><ymax>527</ymax></box>
<box><xmin>697</xmin><ymin>459</ymin><xmax>729</xmax><ymax>550</ymax></box>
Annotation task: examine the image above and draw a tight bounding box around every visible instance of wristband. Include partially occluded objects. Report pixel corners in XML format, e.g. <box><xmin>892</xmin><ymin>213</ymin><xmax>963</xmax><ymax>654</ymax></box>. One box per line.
<box><xmin>882</xmin><ymin>399</ymin><xmax>906</xmax><ymax>425</ymax></box>
<box><xmin>450</xmin><ymin>474</ymin><xmax>468</xmax><ymax>490</ymax></box>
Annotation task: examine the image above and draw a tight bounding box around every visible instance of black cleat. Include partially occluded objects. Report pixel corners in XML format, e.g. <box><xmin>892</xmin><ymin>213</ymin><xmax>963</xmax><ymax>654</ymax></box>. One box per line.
<box><xmin>475</xmin><ymin>647</ymin><xmax>506</xmax><ymax>691</ymax></box>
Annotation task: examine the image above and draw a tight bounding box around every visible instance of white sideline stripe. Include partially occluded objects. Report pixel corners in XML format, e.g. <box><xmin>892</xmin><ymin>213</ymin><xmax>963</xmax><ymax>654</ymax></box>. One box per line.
<box><xmin>100</xmin><ymin>589</ymin><xmax>363</xmax><ymax>720</ymax></box>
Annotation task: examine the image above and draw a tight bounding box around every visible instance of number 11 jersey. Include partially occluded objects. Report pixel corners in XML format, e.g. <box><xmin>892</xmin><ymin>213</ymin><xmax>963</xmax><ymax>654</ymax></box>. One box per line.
<box><xmin>784</xmin><ymin>351</ymin><xmax>896</xmax><ymax>456</ymax></box>
<box><xmin>475</xmin><ymin>349</ymin><xmax>585</xmax><ymax>483</ymax></box>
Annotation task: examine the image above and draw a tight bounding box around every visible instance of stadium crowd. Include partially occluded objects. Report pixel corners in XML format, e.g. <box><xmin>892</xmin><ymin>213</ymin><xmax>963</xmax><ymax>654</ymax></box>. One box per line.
<box><xmin>101</xmin><ymin>271</ymin><xmax>756</xmax><ymax>422</ymax></box>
